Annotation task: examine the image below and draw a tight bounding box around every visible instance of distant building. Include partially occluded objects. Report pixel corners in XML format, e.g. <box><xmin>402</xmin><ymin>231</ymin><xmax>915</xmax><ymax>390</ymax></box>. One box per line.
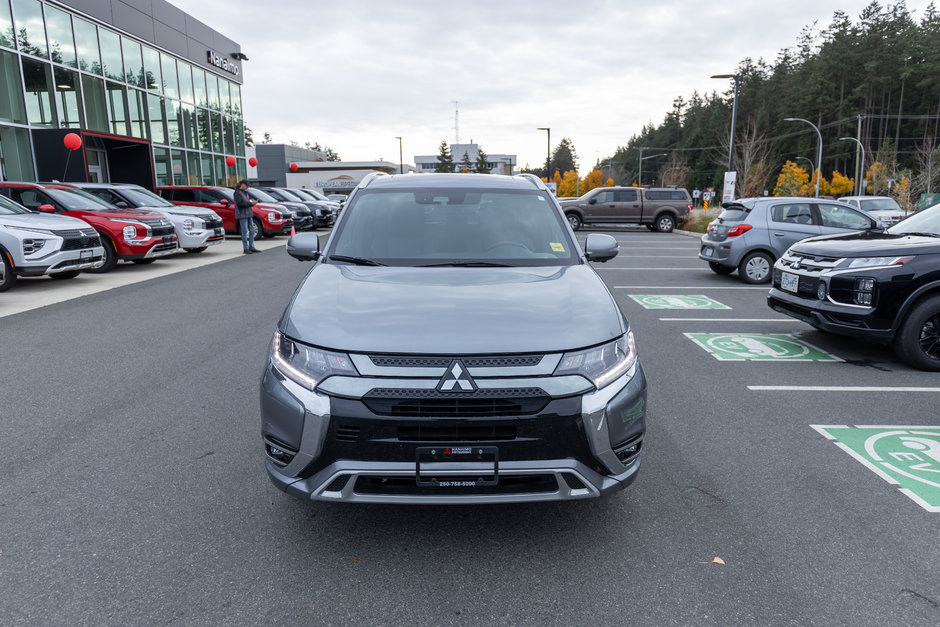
<box><xmin>414</xmin><ymin>143</ymin><xmax>516</xmax><ymax>175</ymax></box>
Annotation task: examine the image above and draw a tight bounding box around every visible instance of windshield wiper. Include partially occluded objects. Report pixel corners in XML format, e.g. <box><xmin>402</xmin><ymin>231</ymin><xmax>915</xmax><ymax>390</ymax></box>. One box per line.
<box><xmin>417</xmin><ymin>261</ymin><xmax>513</xmax><ymax>267</ymax></box>
<box><xmin>328</xmin><ymin>255</ymin><xmax>387</xmax><ymax>266</ymax></box>
<box><xmin>895</xmin><ymin>231</ymin><xmax>940</xmax><ymax>238</ymax></box>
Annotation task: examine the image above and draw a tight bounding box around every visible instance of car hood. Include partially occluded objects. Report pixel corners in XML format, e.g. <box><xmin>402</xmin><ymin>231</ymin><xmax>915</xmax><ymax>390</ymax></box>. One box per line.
<box><xmin>0</xmin><ymin>213</ymin><xmax>93</xmax><ymax>230</ymax></box>
<box><xmin>65</xmin><ymin>207</ymin><xmax>166</xmax><ymax>220</ymax></box>
<box><xmin>791</xmin><ymin>231</ymin><xmax>940</xmax><ymax>257</ymax></box>
<box><xmin>282</xmin><ymin>264</ymin><xmax>625</xmax><ymax>354</ymax></box>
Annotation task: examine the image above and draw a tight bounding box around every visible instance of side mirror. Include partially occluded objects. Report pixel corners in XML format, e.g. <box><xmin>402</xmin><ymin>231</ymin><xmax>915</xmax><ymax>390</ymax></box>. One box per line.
<box><xmin>114</xmin><ymin>200</ymin><xmax>129</xmax><ymax>208</ymax></box>
<box><xmin>286</xmin><ymin>232</ymin><xmax>320</xmax><ymax>261</ymax></box>
<box><xmin>870</xmin><ymin>219</ymin><xmax>887</xmax><ymax>232</ymax></box>
<box><xmin>37</xmin><ymin>204</ymin><xmax>56</xmax><ymax>213</ymax></box>
<box><xmin>219</xmin><ymin>198</ymin><xmax>230</xmax><ymax>205</ymax></box>
<box><xmin>584</xmin><ymin>233</ymin><xmax>619</xmax><ymax>263</ymax></box>
<box><xmin>588</xmin><ymin>197</ymin><xmax>597</xmax><ymax>205</ymax></box>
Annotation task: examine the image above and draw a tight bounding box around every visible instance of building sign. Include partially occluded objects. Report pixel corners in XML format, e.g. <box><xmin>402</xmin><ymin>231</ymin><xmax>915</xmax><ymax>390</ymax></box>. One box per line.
<box><xmin>207</xmin><ymin>50</ymin><xmax>239</xmax><ymax>76</ymax></box>
<box><xmin>811</xmin><ymin>425</ymin><xmax>940</xmax><ymax>512</ymax></box>
<box><xmin>316</xmin><ymin>175</ymin><xmax>356</xmax><ymax>189</ymax></box>
<box><xmin>722</xmin><ymin>171</ymin><xmax>737</xmax><ymax>203</ymax></box>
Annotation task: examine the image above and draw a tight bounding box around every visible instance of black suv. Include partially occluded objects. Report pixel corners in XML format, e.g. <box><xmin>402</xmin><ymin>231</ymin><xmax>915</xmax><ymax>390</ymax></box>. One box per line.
<box><xmin>767</xmin><ymin>203</ymin><xmax>940</xmax><ymax>370</ymax></box>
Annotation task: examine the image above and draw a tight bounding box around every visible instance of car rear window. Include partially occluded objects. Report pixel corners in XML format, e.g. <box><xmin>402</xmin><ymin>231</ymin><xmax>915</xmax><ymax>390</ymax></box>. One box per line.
<box><xmin>645</xmin><ymin>190</ymin><xmax>689</xmax><ymax>201</ymax></box>
<box><xmin>860</xmin><ymin>198</ymin><xmax>901</xmax><ymax>211</ymax></box>
<box><xmin>718</xmin><ymin>205</ymin><xmax>749</xmax><ymax>222</ymax></box>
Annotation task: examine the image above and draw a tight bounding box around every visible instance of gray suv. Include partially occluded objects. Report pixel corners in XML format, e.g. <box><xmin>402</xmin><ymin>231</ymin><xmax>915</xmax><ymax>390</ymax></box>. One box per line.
<box><xmin>699</xmin><ymin>197</ymin><xmax>878</xmax><ymax>283</ymax></box>
<box><xmin>261</xmin><ymin>173</ymin><xmax>647</xmax><ymax>504</ymax></box>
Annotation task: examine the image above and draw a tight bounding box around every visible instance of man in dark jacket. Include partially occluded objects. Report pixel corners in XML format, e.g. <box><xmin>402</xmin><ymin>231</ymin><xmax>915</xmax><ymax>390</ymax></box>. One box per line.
<box><xmin>233</xmin><ymin>180</ymin><xmax>259</xmax><ymax>253</ymax></box>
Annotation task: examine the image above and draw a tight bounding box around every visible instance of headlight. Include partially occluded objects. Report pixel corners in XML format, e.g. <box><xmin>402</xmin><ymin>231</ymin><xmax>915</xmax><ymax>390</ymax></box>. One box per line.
<box><xmin>123</xmin><ymin>225</ymin><xmax>137</xmax><ymax>240</ymax></box>
<box><xmin>22</xmin><ymin>238</ymin><xmax>48</xmax><ymax>255</ymax></box>
<box><xmin>183</xmin><ymin>218</ymin><xmax>195</xmax><ymax>230</ymax></box>
<box><xmin>554</xmin><ymin>332</ymin><xmax>637</xmax><ymax>389</ymax></box>
<box><xmin>268</xmin><ymin>211</ymin><xmax>280</xmax><ymax>222</ymax></box>
<box><xmin>271</xmin><ymin>331</ymin><xmax>358</xmax><ymax>390</ymax></box>
<box><xmin>847</xmin><ymin>256</ymin><xmax>913</xmax><ymax>268</ymax></box>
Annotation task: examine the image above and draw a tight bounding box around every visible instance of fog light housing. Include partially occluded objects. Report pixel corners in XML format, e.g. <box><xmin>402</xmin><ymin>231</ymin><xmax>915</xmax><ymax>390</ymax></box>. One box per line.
<box><xmin>816</xmin><ymin>281</ymin><xmax>827</xmax><ymax>300</ymax></box>
<box><xmin>613</xmin><ymin>436</ymin><xmax>643</xmax><ymax>464</ymax></box>
<box><xmin>263</xmin><ymin>436</ymin><xmax>297</xmax><ymax>466</ymax></box>
<box><xmin>853</xmin><ymin>277</ymin><xmax>876</xmax><ymax>305</ymax></box>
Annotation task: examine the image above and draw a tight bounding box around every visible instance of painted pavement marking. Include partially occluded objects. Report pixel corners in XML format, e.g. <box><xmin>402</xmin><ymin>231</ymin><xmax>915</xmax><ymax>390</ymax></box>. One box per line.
<box><xmin>660</xmin><ymin>318</ymin><xmax>799</xmax><ymax>322</ymax></box>
<box><xmin>811</xmin><ymin>425</ymin><xmax>940</xmax><ymax>512</ymax></box>
<box><xmin>751</xmin><ymin>386</ymin><xmax>940</xmax><ymax>392</ymax></box>
<box><xmin>614</xmin><ymin>286</ymin><xmax>770</xmax><ymax>290</ymax></box>
<box><xmin>685</xmin><ymin>333</ymin><xmax>841</xmax><ymax>362</ymax></box>
<box><xmin>630</xmin><ymin>294</ymin><xmax>730</xmax><ymax>310</ymax></box>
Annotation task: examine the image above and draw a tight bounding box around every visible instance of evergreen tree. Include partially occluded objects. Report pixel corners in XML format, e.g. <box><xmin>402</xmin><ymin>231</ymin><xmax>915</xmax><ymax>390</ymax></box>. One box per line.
<box><xmin>459</xmin><ymin>152</ymin><xmax>473</xmax><ymax>173</ymax></box>
<box><xmin>551</xmin><ymin>138</ymin><xmax>579</xmax><ymax>176</ymax></box>
<box><xmin>474</xmin><ymin>147</ymin><xmax>490</xmax><ymax>173</ymax></box>
<box><xmin>435</xmin><ymin>140</ymin><xmax>454</xmax><ymax>173</ymax></box>
<box><xmin>244</xmin><ymin>126</ymin><xmax>254</xmax><ymax>146</ymax></box>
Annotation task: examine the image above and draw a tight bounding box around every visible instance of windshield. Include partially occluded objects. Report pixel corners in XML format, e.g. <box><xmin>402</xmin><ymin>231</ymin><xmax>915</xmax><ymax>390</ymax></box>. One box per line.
<box><xmin>861</xmin><ymin>198</ymin><xmax>901</xmax><ymax>211</ymax></box>
<box><xmin>328</xmin><ymin>187</ymin><xmax>577</xmax><ymax>267</ymax></box>
<box><xmin>249</xmin><ymin>189</ymin><xmax>278</xmax><ymax>203</ymax></box>
<box><xmin>272</xmin><ymin>188</ymin><xmax>302</xmax><ymax>201</ymax></box>
<box><xmin>121</xmin><ymin>187</ymin><xmax>174</xmax><ymax>207</ymax></box>
<box><xmin>306</xmin><ymin>189</ymin><xmax>331</xmax><ymax>201</ymax></box>
<box><xmin>888</xmin><ymin>203</ymin><xmax>940</xmax><ymax>235</ymax></box>
<box><xmin>0</xmin><ymin>194</ymin><xmax>30</xmax><ymax>215</ymax></box>
<box><xmin>47</xmin><ymin>188</ymin><xmax>117</xmax><ymax>210</ymax></box>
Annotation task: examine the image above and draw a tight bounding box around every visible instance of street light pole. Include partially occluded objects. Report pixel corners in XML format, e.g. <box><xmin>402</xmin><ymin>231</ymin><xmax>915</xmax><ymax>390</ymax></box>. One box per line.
<box><xmin>838</xmin><ymin>136</ymin><xmax>865</xmax><ymax>196</ymax></box>
<box><xmin>795</xmin><ymin>156</ymin><xmax>815</xmax><ymax>173</ymax></box>
<box><xmin>638</xmin><ymin>152</ymin><xmax>667</xmax><ymax>187</ymax></box>
<box><xmin>785</xmin><ymin>117</ymin><xmax>823</xmax><ymax>197</ymax></box>
<box><xmin>537</xmin><ymin>127</ymin><xmax>550</xmax><ymax>180</ymax></box>
<box><xmin>395</xmin><ymin>136</ymin><xmax>403</xmax><ymax>174</ymax></box>
<box><xmin>711</xmin><ymin>73</ymin><xmax>740</xmax><ymax>173</ymax></box>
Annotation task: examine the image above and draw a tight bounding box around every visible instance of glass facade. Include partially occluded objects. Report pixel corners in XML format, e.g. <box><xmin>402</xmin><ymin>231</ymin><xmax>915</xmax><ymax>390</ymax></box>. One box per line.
<box><xmin>0</xmin><ymin>0</ymin><xmax>246</xmax><ymax>185</ymax></box>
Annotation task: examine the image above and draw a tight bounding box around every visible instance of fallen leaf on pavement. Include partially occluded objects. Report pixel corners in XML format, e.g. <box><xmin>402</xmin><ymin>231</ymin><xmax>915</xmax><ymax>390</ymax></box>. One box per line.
<box><xmin>697</xmin><ymin>557</ymin><xmax>725</xmax><ymax>565</ymax></box>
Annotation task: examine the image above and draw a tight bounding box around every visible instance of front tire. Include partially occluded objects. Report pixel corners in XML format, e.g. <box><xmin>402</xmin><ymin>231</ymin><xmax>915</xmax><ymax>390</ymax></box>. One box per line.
<box><xmin>251</xmin><ymin>218</ymin><xmax>263</xmax><ymax>240</ymax></box>
<box><xmin>132</xmin><ymin>259</ymin><xmax>156</xmax><ymax>265</ymax></box>
<box><xmin>566</xmin><ymin>212</ymin><xmax>582</xmax><ymax>230</ymax></box>
<box><xmin>0</xmin><ymin>251</ymin><xmax>17</xmax><ymax>292</ymax></box>
<box><xmin>895</xmin><ymin>294</ymin><xmax>940</xmax><ymax>371</ymax></box>
<box><xmin>738</xmin><ymin>251</ymin><xmax>773</xmax><ymax>284</ymax></box>
<box><xmin>87</xmin><ymin>236</ymin><xmax>117</xmax><ymax>273</ymax></box>
<box><xmin>51</xmin><ymin>270</ymin><xmax>80</xmax><ymax>280</ymax></box>
<box><xmin>709</xmin><ymin>261</ymin><xmax>735</xmax><ymax>275</ymax></box>
<box><xmin>185</xmin><ymin>247</ymin><xmax>207</xmax><ymax>254</ymax></box>
<box><xmin>655</xmin><ymin>214</ymin><xmax>676</xmax><ymax>233</ymax></box>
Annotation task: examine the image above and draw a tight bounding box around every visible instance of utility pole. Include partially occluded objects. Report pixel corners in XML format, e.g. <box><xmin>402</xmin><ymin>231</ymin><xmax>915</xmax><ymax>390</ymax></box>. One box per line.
<box><xmin>453</xmin><ymin>101</ymin><xmax>460</xmax><ymax>144</ymax></box>
<box><xmin>537</xmin><ymin>127</ymin><xmax>550</xmax><ymax>180</ymax></box>
<box><xmin>856</xmin><ymin>114</ymin><xmax>863</xmax><ymax>196</ymax></box>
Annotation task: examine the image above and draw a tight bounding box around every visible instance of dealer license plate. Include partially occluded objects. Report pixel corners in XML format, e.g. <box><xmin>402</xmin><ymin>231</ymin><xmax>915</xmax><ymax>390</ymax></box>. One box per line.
<box><xmin>80</xmin><ymin>249</ymin><xmax>93</xmax><ymax>259</ymax></box>
<box><xmin>702</xmin><ymin>247</ymin><xmax>713</xmax><ymax>257</ymax></box>
<box><xmin>781</xmin><ymin>272</ymin><xmax>800</xmax><ymax>293</ymax></box>
<box><xmin>416</xmin><ymin>446</ymin><xmax>498</xmax><ymax>487</ymax></box>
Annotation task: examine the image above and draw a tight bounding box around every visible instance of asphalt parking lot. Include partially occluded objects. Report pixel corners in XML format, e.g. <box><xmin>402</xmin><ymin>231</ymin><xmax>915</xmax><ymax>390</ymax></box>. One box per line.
<box><xmin>0</xmin><ymin>228</ymin><xmax>937</xmax><ymax>625</ymax></box>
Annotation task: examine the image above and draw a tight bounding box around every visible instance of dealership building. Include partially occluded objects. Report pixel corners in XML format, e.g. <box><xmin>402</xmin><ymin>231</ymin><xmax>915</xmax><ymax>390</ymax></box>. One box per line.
<box><xmin>0</xmin><ymin>0</ymin><xmax>247</xmax><ymax>189</ymax></box>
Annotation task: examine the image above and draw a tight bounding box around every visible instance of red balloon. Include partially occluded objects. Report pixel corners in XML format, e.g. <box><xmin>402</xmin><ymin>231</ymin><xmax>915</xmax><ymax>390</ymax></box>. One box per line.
<box><xmin>63</xmin><ymin>133</ymin><xmax>82</xmax><ymax>151</ymax></box>
<box><xmin>290</xmin><ymin>163</ymin><xmax>298</xmax><ymax>172</ymax></box>
<box><xmin>225</xmin><ymin>156</ymin><xmax>236</xmax><ymax>167</ymax></box>
<box><xmin>248</xmin><ymin>157</ymin><xmax>258</xmax><ymax>167</ymax></box>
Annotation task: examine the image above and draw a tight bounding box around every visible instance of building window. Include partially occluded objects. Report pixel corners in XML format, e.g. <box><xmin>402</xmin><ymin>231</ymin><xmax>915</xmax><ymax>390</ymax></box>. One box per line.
<box><xmin>223</xmin><ymin>114</ymin><xmax>234</xmax><ymax>155</ymax></box>
<box><xmin>147</xmin><ymin>93</ymin><xmax>165</xmax><ymax>144</ymax></box>
<box><xmin>0</xmin><ymin>49</ymin><xmax>27</xmax><ymax>123</ymax></box>
<box><xmin>153</xmin><ymin>145</ymin><xmax>169</xmax><ymax>186</ymax></box>
<box><xmin>160</xmin><ymin>53</ymin><xmax>178</xmax><ymax>99</ymax></box>
<box><xmin>234</xmin><ymin>118</ymin><xmax>244</xmax><ymax>156</ymax></box>
<box><xmin>165</xmin><ymin>98</ymin><xmax>181</xmax><ymax>147</ymax></box>
<box><xmin>122</xmin><ymin>37</ymin><xmax>143</xmax><ymax>88</ymax></box>
<box><xmin>210</xmin><ymin>110</ymin><xmax>222</xmax><ymax>154</ymax></box>
<box><xmin>186</xmin><ymin>150</ymin><xmax>200</xmax><ymax>184</ymax></box>
<box><xmin>219</xmin><ymin>80</ymin><xmax>231</xmax><ymax>115</ymax></box>
<box><xmin>170</xmin><ymin>148</ymin><xmax>185</xmax><ymax>184</ymax></box>
<box><xmin>73</xmin><ymin>17</ymin><xmax>100</xmax><ymax>74</ymax></box>
<box><xmin>106</xmin><ymin>80</ymin><xmax>128</xmax><ymax>135</ymax></box>
<box><xmin>45</xmin><ymin>5</ymin><xmax>76</xmax><ymax>67</ymax></box>
<box><xmin>142</xmin><ymin>45</ymin><xmax>160</xmax><ymax>91</ymax></box>
<box><xmin>231</xmin><ymin>83</ymin><xmax>241</xmax><ymax>117</ymax></box>
<box><xmin>80</xmin><ymin>73</ymin><xmax>107</xmax><ymax>132</ymax></box>
<box><xmin>0</xmin><ymin>0</ymin><xmax>14</xmax><ymax>49</ymax></box>
<box><xmin>0</xmin><ymin>124</ymin><xmax>33</xmax><ymax>180</ymax></box>
<box><xmin>199</xmin><ymin>152</ymin><xmax>213</xmax><ymax>185</ymax></box>
<box><xmin>180</xmin><ymin>102</ymin><xmax>196</xmax><ymax>149</ymax></box>
<box><xmin>21</xmin><ymin>57</ymin><xmax>55</xmax><ymax>127</ymax></box>
<box><xmin>206</xmin><ymin>72</ymin><xmax>219</xmax><ymax>110</ymax></box>
<box><xmin>11</xmin><ymin>0</ymin><xmax>47</xmax><ymax>58</ymax></box>
<box><xmin>98</xmin><ymin>28</ymin><xmax>123</xmax><ymax>82</ymax></box>
<box><xmin>192</xmin><ymin>67</ymin><xmax>207</xmax><ymax>107</ymax></box>
<box><xmin>178</xmin><ymin>62</ymin><xmax>194</xmax><ymax>104</ymax></box>
<box><xmin>54</xmin><ymin>67</ymin><xmax>83</xmax><ymax>128</ymax></box>
<box><xmin>127</xmin><ymin>87</ymin><xmax>147</xmax><ymax>139</ymax></box>
<box><xmin>196</xmin><ymin>106</ymin><xmax>210</xmax><ymax>151</ymax></box>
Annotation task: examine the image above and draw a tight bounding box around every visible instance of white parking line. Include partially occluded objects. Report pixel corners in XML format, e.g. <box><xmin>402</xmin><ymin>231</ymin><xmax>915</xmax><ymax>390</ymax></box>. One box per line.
<box><xmin>659</xmin><ymin>318</ymin><xmax>799</xmax><ymax>322</ymax></box>
<box><xmin>750</xmin><ymin>386</ymin><xmax>940</xmax><ymax>392</ymax></box>
<box><xmin>615</xmin><ymin>285</ymin><xmax>769</xmax><ymax>290</ymax></box>
<box><xmin>611</xmin><ymin>255</ymin><xmax>699</xmax><ymax>258</ymax></box>
<box><xmin>595</xmin><ymin>267</ymin><xmax>709</xmax><ymax>271</ymax></box>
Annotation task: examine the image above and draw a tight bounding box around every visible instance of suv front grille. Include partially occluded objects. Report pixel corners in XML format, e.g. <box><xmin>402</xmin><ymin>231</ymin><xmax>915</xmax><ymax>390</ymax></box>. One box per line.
<box><xmin>397</xmin><ymin>424</ymin><xmax>517</xmax><ymax>441</ymax></box>
<box><xmin>199</xmin><ymin>215</ymin><xmax>223</xmax><ymax>230</ymax></box>
<box><xmin>139</xmin><ymin>218</ymin><xmax>175</xmax><ymax>237</ymax></box>
<box><xmin>369</xmin><ymin>355</ymin><xmax>544</xmax><ymax>368</ymax></box>
<box><xmin>59</xmin><ymin>228</ymin><xmax>101</xmax><ymax>250</ymax></box>
<box><xmin>362</xmin><ymin>388</ymin><xmax>550</xmax><ymax>418</ymax></box>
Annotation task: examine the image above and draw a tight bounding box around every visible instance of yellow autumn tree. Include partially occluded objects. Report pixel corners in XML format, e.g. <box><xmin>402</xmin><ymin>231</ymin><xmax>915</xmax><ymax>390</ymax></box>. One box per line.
<box><xmin>580</xmin><ymin>169</ymin><xmax>606</xmax><ymax>194</ymax></box>
<box><xmin>557</xmin><ymin>170</ymin><xmax>580</xmax><ymax>197</ymax></box>
<box><xmin>773</xmin><ymin>161</ymin><xmax>810</xmax><ymax>196</ymax></box>
<box><xmin>865</xmin><ymin>161</ymin><xmax>889</xmax><ymax>195</ymax></box>
<box><xmin>893</xmin><ymin>174</ymin><xmax>912</xmax><ymax>211</ymax></box>
<box><xmin>800</xmin><ymin>170</ymin><xmax>831</xmax><ymax>196</ymax></box>
<box><xmin>606</xmin><ymin>177</ymin><xmax>614</xmax><ymax>187</ymax></box>
<box><xmin>829</xmin><ymin>171</ymin><xmax>854</xmax><ymax>196</ymax></box>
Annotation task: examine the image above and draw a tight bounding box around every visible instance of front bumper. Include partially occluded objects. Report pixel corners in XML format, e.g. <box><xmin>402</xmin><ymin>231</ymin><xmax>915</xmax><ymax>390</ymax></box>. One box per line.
<box><xmin>176</xmin><ymin>227</ymin><xmax>225</xmax><ymax>249</ymax></box>
<box><xmin>16</xmin><ymin>246</ymin><xmax>106</xmax><ymax>276</ymax></box>
<box><xmin>263</xmin><ymin>219</ymin><xmax>293</xmax><ymax>236</ymax></box>
<box><xmin>767</xmin><ymin>288</ymin><xmax>893</xmax><ymax>340</ymax></box>
<box><xmin>260</xmin><ymin>359</ymin><xmax>647</xmax><ymax>504</ymax></box>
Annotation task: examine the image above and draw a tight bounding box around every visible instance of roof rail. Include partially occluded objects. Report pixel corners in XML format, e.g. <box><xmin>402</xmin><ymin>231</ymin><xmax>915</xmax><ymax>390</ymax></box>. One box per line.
<box><xmin>359</xmin><ymin>172</ymin><xmax>388</xmax><ymax>189</ymax></box>
<box><xmin>513</xmin><ymin>173</ymin><xmax>547</xmax><ymax>189</ymax></box>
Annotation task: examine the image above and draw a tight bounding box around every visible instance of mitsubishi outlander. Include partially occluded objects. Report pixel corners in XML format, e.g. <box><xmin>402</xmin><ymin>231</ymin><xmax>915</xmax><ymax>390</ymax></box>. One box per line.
<box><xmin>261</xmin><ymin>173</ymin><xmax>647</xmax><ymax>503</ymax></box>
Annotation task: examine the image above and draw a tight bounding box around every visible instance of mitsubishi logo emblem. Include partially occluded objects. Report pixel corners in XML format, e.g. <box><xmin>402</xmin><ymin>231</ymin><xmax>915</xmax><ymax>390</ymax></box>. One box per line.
<box><xmin>436</xmin><ymin>360</ymin><xmax>478</xmax><ymax>393</ymax></box>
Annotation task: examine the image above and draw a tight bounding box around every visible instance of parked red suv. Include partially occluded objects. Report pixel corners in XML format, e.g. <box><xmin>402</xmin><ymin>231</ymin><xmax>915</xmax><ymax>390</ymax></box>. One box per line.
<box><xmin>158</xmin><ymin>186</ymin><xmax>292</xmax><ymax>239</ymax></box>
<box><xmin>0</xmin><ymin>182</ymin><xmax>178</xmax><ymax>273</ymax></box>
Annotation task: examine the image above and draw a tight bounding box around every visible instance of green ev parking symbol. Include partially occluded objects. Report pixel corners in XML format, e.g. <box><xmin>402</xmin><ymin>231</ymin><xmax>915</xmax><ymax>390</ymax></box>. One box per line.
<box><xmin>630</xmin><ymin>295</ymin><xmax>730</xmax><ymax>310</ymax></box>
<box><xmin>685</xmin><ymin>333</ymin><xmax>840</xmax><ymax>361</ymax></box>
<box><xmin>812</xmin><ymin>426</ymin><xmax>940</xmax><ymax>512</ymax></box>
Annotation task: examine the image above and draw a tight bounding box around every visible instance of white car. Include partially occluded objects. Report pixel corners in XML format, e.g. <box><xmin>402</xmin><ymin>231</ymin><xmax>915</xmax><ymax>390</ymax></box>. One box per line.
<box><xmin>839</xmin><ymin>196</ymin><xmax>907</xmax><ymax>225</ymax></box>
<box><xmin>72</xmin><ymin>183</ymin><xmax>225</xmax><ymax>253</ymax></box>
<box><xmin>0</xmin><ymin>194</ymin><xmax>104</xmax><ymax>291</ymax></box>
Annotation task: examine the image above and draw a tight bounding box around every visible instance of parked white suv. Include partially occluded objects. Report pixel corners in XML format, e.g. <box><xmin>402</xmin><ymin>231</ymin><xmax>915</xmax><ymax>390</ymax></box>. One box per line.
<box><xmin>838</xmin><ymin>196</ymin><xmax>907</xmax><ymax>225</ymax></box>
<box><xmin>0</xmin><ymin>194</ymin><xmax>104</xmax><ymax>291</ymax></box>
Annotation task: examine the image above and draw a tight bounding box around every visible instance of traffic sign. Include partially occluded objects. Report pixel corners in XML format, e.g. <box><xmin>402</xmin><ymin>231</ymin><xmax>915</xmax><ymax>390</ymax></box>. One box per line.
<box><xmin>685</xmin><ymin>333</ymin><xmax>841</xmax><ymax>361</ymax></box>
<box><xmin>812</xmin><ymin>425</ymin><xmax>940</xmax><ymax>512</ymax></box>
<box><xmin>630</xmin><ymin>295</ymin><xmax>730</xmax><ymax>310</ymax></box>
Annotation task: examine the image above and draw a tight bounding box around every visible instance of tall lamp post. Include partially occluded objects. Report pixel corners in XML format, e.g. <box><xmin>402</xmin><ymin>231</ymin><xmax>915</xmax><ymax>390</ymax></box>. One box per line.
<box><xmin>638</xmin><ymin>152</ymin><xmax>667</xmax><ymax>187</ymax></box>
<box><xmin>711</xmin><ymin>73</ymin><xmax>740</xmax><ymax>173</ymax></box>
<box><xmin>785</xmin><ymin>117</ymin><xmax>822</xmax><ymax>197</ymax></box>
<box><xmin>395</xmin><ymin>136</ymin><xmax>403</xmax><ymax>174</ymax></box>
<box><xmin>838</xmin><ymin>136</ymin><xmax>865</xmax><ymax>196</ymax></box>
<box><xmin>537</xmin><ymin>127</ymin><xmax>550</xmax><ymax>180</ymax></box>
<box><xmin>795</xmin><ymin>156</ymin><xmax>815</xmax><ymax>173</ymax></box>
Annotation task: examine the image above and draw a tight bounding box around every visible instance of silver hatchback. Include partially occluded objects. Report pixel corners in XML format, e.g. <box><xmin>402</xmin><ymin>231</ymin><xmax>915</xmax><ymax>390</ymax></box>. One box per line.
<box><xmin>699</xmin><ymin>197</ymin><xmax>878</xmax><ymax>283</ymax></box>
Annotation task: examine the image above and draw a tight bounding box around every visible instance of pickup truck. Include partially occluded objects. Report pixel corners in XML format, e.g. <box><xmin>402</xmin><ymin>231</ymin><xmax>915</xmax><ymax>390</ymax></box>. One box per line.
<box><xmin>560</xmin><ymin>187</ymin><xmax>693</xmax><ymax>233</ymax></box>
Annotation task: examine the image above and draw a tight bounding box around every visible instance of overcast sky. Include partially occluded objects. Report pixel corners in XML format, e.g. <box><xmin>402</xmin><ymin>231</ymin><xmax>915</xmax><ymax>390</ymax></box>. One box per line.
<box><xmin>173</xmin><ymin>0</ymin><xmax>932</xmax><ymax>174</ymax></box>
